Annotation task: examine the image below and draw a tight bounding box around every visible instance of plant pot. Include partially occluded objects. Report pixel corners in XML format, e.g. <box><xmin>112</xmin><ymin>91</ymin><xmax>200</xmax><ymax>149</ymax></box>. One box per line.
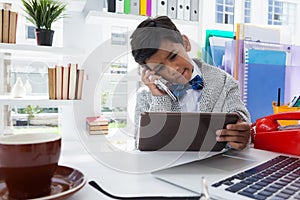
<box><xmin>35</xmin><ymin>29</ymin><xmax>54</xmax><ymax>46</ymax></box>
<box><xmin>16</xmin><ymin>119</ymin><xmax>28</xmax><ymax>126</ymax></box>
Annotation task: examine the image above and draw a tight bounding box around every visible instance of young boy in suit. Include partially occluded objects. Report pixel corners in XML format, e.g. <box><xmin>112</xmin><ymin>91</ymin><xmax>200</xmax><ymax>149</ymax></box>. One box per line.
<box><xmin>130</xmin><ymin>16</ymin><xmax>251</xmax><ymax>150</ymax></box>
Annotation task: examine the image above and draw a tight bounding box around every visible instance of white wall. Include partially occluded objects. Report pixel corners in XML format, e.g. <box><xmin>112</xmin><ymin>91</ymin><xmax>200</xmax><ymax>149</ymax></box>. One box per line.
<box><xmin>63</xmin><ymin>11</ymin><xmax>103</xmax><ymax>59</ymax></box>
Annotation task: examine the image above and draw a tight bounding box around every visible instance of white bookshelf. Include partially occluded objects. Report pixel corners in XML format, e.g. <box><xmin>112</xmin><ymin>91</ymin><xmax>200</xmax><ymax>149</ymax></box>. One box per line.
<box><xmin>0</xmin><ymin>43</ymin><xmax>84</xmax><ymax>56</ymax></box>
<box><xmin>0</xmin><ymin>95</ymin><xmax>75</xmax><ymax>106</ymax></box>
<box><xmin>0</xmin><ymin>94</ymin><xmax>78</xmax><ymax>139</ymax></box>
<box><xmin>0</xmin><ymin>43</ymin><xmax>84</xmax><ymax>140</ymax></box>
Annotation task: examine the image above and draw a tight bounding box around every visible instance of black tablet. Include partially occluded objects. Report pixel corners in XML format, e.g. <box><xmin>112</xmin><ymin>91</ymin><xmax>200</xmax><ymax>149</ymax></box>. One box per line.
<box><xmin>138</xmin><ymin>112</ymin><xmax>239</xmax><ymax>151</ymax></box>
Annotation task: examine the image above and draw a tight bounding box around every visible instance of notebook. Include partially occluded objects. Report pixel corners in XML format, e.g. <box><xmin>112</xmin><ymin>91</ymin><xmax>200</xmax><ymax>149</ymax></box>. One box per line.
<box><xmin>138</xmin><ymin>112</ymin><xmax>239</xmax><ymax>151</ymax></box>
<box><xmin>152</xmin><ymin>148</ymin><xmax>300</xmax><ymax>199</ymax></box>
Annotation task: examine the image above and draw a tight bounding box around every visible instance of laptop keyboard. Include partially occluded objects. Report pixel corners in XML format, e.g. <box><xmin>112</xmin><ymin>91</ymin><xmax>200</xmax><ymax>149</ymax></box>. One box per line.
<box><xmin>212</xmin><ymin>155</ymin><xmax>300</xmax><ymax>200</ymax></box>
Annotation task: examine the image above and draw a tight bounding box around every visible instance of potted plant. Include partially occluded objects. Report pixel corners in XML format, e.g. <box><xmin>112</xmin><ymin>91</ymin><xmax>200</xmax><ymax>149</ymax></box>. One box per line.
<box><xmin>21</xmin><ymin>0</ymin><xmax>67</xmax><ymax>46</ymax></box>
<box><xmin>23</xmin><ymin>105</ymin><xmax>42</xmax><ymax>126</ymax></box>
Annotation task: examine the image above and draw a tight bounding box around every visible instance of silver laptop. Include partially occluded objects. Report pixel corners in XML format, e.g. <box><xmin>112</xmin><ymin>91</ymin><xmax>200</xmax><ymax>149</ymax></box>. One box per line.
<box><xmin>152</xmin><ymin>148</ymin><xmax>300</xmax><ymax>199</ymax></box>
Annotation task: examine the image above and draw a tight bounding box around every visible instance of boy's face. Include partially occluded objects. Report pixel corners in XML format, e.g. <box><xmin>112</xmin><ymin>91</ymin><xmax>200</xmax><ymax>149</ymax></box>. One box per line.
<box><xmin>145</xmin><ymin>38</ymin><xmax>193</xmax><ymax>85</ymax></box>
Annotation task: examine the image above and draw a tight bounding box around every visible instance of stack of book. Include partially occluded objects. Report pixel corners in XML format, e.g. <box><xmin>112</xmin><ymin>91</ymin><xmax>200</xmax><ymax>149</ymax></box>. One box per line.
<box><xmin>48</xmin><ymin>64</ymin><xmax>84</xmax><ymax>100</ymax></box>
<box><xmin>86</xmin><ymin>116</ymin><xmax>109</xmax><ymax>135</ymax></box>
<box><xmin>0</xmin><ymin>8</ymin><xmax>18</xmax><ymax>43</ymax></box>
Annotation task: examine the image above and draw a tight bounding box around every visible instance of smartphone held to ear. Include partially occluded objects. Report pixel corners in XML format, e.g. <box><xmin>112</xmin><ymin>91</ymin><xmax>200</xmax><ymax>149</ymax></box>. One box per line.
<box><xmin>146</xmin><ymin>67</ymin><xmax>177</xmax><ymax>101</ymax></box>
<box><xmin>154</xmin><ymin>78</ymin><xmax>177</xmax><ymax>101</ymax></box>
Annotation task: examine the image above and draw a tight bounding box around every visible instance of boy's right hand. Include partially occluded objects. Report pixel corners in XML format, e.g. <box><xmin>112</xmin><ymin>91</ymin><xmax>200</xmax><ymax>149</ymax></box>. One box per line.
<box><xmin>141</xmin><ymin>68</ymin><xmax>165</xmax><ymax>96</ymax></box>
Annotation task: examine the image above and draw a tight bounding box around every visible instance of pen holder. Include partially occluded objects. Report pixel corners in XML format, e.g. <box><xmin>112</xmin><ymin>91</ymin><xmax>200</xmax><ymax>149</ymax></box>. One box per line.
<box><xmin>272</xmin><ymin>101</ymin><xmax>300</xmax><ymax>126</ymax></box>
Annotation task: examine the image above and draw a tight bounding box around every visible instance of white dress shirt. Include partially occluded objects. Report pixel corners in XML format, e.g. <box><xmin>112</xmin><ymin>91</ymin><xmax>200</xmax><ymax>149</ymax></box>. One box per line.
<box><xmin>178</xmin><ymin>60</ymin><xmax>203</xmax><ymax>112</ymax></box>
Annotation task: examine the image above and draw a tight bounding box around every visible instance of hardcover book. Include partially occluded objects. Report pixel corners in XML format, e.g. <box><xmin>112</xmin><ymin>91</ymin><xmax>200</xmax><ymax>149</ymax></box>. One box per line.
<box><xmin>86</xmin><ymin>116</ymin><xmax>109</xmax><ymax>126</ymax></box>
<box><xmin>87</xmin><ymin>124</ymin><xmax>109</xmax><ymax>131</ymax></box>
<box><xmin>75</xmin><ymin>69</ymin><xmax>84</xmax><ymax>100</ymax></box>
<box><xmin>8</xmin><ymin>11</ymin><xmax>18</xmax><ymax>43</ymax></box>
<box><xmin>0</xmin><ymin>10</ymin><xmax>2</xmax><ymax>42</ymax></box>
<box><xmin>88</xmin><ymin>129</ymin><xmax>109</xmax><ymax>135</ymax></box>
<box><xmin>2</xmin><ymin>9</ymin><xmax>9</xmax><ymax>43</ymax></box>
<box><xmin>68</xmin><ymin>63</ymin><xmax>78</xmax><ymax>100</ymax></box>
<box><xmin>55</xmin><ymin>65</ymin><xmax>63</xmax><ymax>100</ymax></box>
<box><xmin>48</xmin><ymin>67</ymin><xmax>56</xmax><ymax>99</ymax></box>
<box><xmin>62</xmin><ymin>65</ymin><xmax>70</xmax><ymax>100</ymax></box>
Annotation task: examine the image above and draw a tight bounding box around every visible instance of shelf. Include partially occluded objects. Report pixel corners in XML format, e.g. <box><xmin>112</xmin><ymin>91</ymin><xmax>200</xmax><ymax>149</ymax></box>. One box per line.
<box><xmin>85</xmin><ymin>11</ymin><xmax>199</xmax><ymax>26</ymax></box>
<box><xmin>101</xmin><ymin>111</ymin><xmax>127</xmax><ymax>119</ymax></box>
<box><xmin>86</xmin><ymin>10</ymin><xmax>147</xmax><ymax>24</ymax></box>
<box><xmin>0</xmin><ymin>95</ymin><xmax>75</xmax><ymax>106</ymax></box>
<box><xmin>102</xmin><ymin>73</ymin><xmax>139</xmax><ymax>80</ymax></box>
<box><xmin>65</xmin><ymin>0</ymin><xmax>87</xmax><ymax>12</ymax></box>
<box><xmin>0</xmin><ymin>43</ymin><xmax>84</xmax><ymax>56</ymax></box>
<box><xmin>3</xmin><ymin>0</ymin><xmax>86</xmax><ymax>12</ymax></box>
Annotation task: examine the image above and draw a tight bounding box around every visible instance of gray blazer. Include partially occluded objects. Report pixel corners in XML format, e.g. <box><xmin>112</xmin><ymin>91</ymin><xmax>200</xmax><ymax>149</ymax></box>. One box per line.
<box><xmin>134</xmin><ymin>58</ymin><xmax>250</xmax><ymax>141</ymax></box>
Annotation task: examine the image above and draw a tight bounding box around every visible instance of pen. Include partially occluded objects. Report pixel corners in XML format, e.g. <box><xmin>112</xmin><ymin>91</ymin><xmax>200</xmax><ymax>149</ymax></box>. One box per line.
<box><xmin>294</xmin><ymin>96</ymin><xmax>300</xmax><ymax>107</ymax></box>
<box><xmin>289</xmin><ymin>95</ymin><xmax>298</xmax><ymax>107</ymax></box>
<box><xmin>200</xmin><ymin>177</ymin><xmax>210</xmax><ymax>200</ymax></box>
<box><xmin>277</xmin><ymin>88</ymin><xmax>281</xmax><ymax>106</ymax></box>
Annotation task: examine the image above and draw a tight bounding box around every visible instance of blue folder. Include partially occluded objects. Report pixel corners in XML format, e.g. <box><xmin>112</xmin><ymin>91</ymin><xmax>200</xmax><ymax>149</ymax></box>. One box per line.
<box><xmin>246</xmin><ymin>49</ymin><xmax>286</xmax><ymax>122</ymax></box>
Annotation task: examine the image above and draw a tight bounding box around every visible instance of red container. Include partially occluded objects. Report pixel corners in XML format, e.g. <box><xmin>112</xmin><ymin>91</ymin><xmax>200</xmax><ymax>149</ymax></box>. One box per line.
<box><xmin>254</xmin><ymin>129</ymin><xmax>300</xmax><ymax>156</ymax></box>
<box><xmin>252</xmin><ymin>111</ymin><xmax>300</xmax><ymax>156</ymax></box>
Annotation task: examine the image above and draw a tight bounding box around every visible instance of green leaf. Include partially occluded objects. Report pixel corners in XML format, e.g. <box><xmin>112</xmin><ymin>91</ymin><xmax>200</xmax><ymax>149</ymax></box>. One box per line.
<box><xmin>21</xmin><ymin>0</ymin><xmax>67</xmax><ymax>30</ymax></box>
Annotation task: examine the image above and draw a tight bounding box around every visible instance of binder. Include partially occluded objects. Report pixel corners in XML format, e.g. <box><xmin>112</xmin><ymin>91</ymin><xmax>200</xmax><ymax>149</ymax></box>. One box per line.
<box><xmin>8</xmin><ymin>11</ymin><xmax>18</xmax><ymax>43</ymax></box>
<box><xmin>176</xmin><ymin>0</ymin><xmax>184</xmax><ymax>20</ymax></box>
<box><xmin>157</xmin><ymin>0</ymin><xmax>167</xmax><ymax>16</ymax></box>
<box><xmin>116</xmin><ymin>0</ymin><xmax>124</xmax><ymax>13</ymax></box>
<box><xmin>140</xmin><ymin>0</ymin><xmax>147</xmax><ymax>16</ymax></box>
<box><xmin>183</xmin><ymin>0</ymin><xmax>190</xmax><ymax>21</ymax></box>
<box><xmin>151</xmin><ymin>0</ymin><xmax>157</xmax><ymax>17</ymax></box>
<box><xmin>130</xmin><ymin>0</ymin><xmax>139</xmax><ymax>15</ymax></box>
<box><xmin>107</xmin><ymin>0</ymin><xmax>116</xmax><ymax>12</ymax></box>
<box><xmin>190</xmin><ymin>0</ymin><xmax>199</xmax><ymax>21</ymax></box>
<box><xmin>167</xmin><ymin>0</ymin><xmax>177</xmax><ymax>19</ymax></box>
<box><xmin>146</xmin><ymin>0</ymin><xmax>152</xmax><ymax>16</ymax></box>
<box><xmin>124</xmin><ymin>0</ymin><xmax>131</xmax><ymax>14</ymax></box>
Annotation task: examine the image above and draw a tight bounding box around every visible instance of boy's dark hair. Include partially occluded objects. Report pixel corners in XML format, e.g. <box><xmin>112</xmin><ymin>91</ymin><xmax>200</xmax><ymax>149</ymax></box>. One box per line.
<box><xmin>130</xmin><ymin>16</ymin><xmax>183</xmax><ymax>65</ymax></box>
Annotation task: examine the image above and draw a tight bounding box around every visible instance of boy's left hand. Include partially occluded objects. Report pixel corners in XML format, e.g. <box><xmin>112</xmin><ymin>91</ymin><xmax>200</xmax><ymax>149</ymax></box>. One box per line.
<box><xmin>216</xmin><ymin>120</ymin><xmax>251</xmax><ymax>150</ymax></box>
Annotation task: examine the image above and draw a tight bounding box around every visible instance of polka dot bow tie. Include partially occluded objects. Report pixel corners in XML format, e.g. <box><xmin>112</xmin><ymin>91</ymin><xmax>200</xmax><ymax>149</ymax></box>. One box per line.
<box><xmin>169</xmin><ymin>75</ymin><xmax>204</xmax><ymax>100</ymax></box>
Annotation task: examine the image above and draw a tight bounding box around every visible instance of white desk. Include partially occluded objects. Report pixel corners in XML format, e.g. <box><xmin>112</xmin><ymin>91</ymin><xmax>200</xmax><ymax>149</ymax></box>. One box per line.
<box><xmin>60</xmin><ymin>139</ymin><xmax>199</xmax><ymax>200</ymax></box>
<box><xmin>59</xmin><ymin>128</ymin><xmax>290</xmax><ymax>200</ymax></box>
